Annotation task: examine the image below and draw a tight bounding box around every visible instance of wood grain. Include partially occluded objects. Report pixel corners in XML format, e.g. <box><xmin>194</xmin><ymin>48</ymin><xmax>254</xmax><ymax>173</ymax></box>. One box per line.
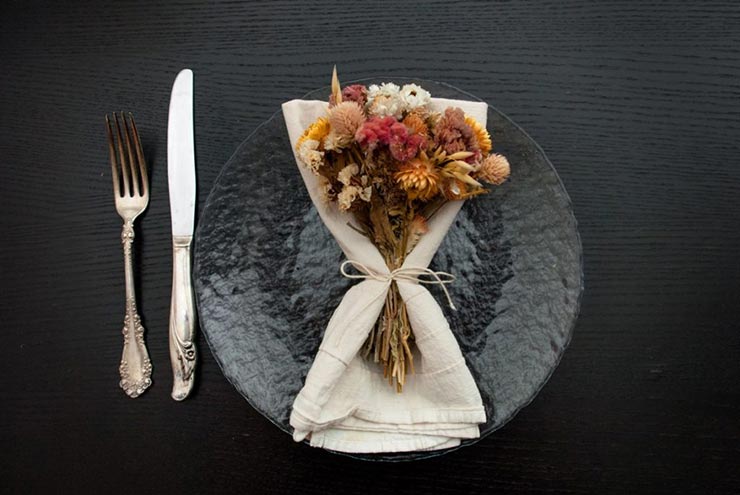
<box><xmin>1</xmin><ymin>0</ymin><xmax>739</xmax><ymax>493</ymax></box>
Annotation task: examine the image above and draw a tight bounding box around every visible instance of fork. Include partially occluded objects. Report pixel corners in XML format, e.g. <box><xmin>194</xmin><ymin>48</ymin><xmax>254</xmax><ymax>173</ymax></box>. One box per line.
<box><xmin>106</xmin><ymin>112</ymin><xmax>153</xmax><ymax>398</ymax></box>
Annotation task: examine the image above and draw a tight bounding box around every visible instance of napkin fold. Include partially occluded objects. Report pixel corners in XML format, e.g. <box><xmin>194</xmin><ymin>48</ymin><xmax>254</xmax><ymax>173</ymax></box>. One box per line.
<box><xmin>282</xmin><ymin>97</ymin><xmax>487</xmax><ymax>453</ymax></box>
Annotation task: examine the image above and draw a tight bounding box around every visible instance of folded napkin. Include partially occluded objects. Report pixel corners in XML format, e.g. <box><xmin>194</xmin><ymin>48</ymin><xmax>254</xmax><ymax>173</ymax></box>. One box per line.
<box><xmin>282</xmin><ymin>97</ymin><xmax>487</xmax><ymax>453</ymax></box>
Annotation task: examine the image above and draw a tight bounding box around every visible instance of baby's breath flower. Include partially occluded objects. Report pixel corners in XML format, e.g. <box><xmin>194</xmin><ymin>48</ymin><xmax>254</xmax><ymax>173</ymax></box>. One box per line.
<box><xmin>337</xmin><ymin>185</ymin><xmax>360</xmax><ymax>211</ymax></box>
<box><xmin>297</xmin><ymin>139</ymin><xmax>324</xmax><ymax>174</ymax></box>
<box><xmin>337</xmin><ymin>163</ymin><xmax>359</xmax><ymax>186</ymax></box>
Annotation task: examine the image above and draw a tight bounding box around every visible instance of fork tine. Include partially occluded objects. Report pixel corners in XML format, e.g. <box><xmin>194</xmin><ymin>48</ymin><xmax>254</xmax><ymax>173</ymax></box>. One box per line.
<box><xmin>121</xmin><ymin>112</ymin><xmax>140</xmax><ymax>197</ymax></box>
<box><xmin>127</xmin><ymin>113</ymin><xmax>148</xmax><ymax>196</ymax></box>
<box><xmin>106</xmin><ymin>115</ymin><xmax>121</xmax><ymax>197</ymax></box>
<box><xmin>113</xmin><ymin>112</ymin><xmax>131</xmax><ymax>196</ymax></box>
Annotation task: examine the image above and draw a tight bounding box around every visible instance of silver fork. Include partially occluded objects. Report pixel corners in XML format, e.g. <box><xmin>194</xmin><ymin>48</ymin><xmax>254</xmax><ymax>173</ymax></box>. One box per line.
<box><xmin>106</xmin><ymin>112</ymin><xmax>153</xmax><ymax>398</ymax></box>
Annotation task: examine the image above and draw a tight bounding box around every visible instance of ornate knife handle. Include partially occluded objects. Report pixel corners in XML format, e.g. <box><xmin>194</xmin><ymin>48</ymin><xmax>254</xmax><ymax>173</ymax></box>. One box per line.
<box><xmin>169</xmin><ymin>235</ymin><xmax>197</xmax><ymax>401</ymax></box>
<box><xmin>119</xmin><ymin>221</ymin><xmax>153</xmax><ymax>398</ymax></box>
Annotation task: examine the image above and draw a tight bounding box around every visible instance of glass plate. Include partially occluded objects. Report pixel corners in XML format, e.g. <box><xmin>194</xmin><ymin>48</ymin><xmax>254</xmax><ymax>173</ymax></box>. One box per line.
<box><xmin>193</xmin><ymin>79</ymin><xmax>584</xmax><ymax>461</ymax></box>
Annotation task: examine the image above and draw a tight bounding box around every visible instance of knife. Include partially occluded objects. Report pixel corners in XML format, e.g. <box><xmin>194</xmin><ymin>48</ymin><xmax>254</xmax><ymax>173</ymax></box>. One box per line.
<box><xmin>167</xmin><ymin>68</ymin><xmax>197</xmax><ymax>400</ymax></box>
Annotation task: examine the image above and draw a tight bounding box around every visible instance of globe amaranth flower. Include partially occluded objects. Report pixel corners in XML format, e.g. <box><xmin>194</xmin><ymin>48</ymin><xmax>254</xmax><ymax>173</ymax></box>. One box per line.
<box><xmin>476</xmin><ymin>153</ymin><xmax>510</xmax><ymax>185</ymax></box>
<box><xmin>326</xmin><ymin>101</ymin><xmax>366</xmax><ymax>150</ymax></box>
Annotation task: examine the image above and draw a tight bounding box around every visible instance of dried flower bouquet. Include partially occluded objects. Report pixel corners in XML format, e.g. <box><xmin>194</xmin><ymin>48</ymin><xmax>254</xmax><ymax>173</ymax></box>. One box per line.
<box><xmin>295</xmin><ymin>68</ymin><xmax>510</xmax><ymax>391</ymax></box>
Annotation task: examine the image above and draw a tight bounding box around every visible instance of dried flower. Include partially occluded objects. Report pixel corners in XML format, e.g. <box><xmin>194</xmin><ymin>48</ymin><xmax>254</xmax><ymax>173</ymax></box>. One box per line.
<box><xmin>337</xmin><ymin>184</ymin><xmax>360</xmax><ymax>210</ymax></box>
<box><xmin>337</xmin><ymin>163</ymin><xmax>359</xmax><ymax>186</ymax></box>
<box><xmin>318</xmin><ymin>176</ymin><xmax>335</xmax><ymax>204</ymax></box>
<box><xmin>477</xmin><ymin>153</ymin><xmax>510</xmax><ymax>185</ymax></box>
<box><xmin>399</xmin><ymin>84</ymin><xmax>431</xmax><ymax>112</ymax></box>
<box><xmin>297</xmin><ymin>117</ymin><xmax>331</xmax><ymax>149</ymax></box>
<box><xmin>328</xmin><ymin>101</ymin><xmax>366</xmax><ymax>148</ymax></box>
<box><xmin>389</xmin><ymin>131</ymin><xmax>425</xmax><ymax>162</ymax></box>
<box><xmin>296</xmin><ymin>139</ymin><xmax>324</xmax><ymax>174</ymax></box>
<box><xmin>402</xmin><ymin>112</ymin><xmax>429</xmax><ymax>136</ymax></box>
<box><xmin>395</xmin><ymin>156</ymin><xmax>440</xmax><ymax>201</ymax></box>
<box><xmin>366</xmin><ymin>83</ymin><xmax>403</xmax><ymax>118</ymax></box>
<box><xmin>355</xmin><ymin>116</ymin><xmax>397</xmax><ymax>150</ymax></box>
<box><xmin>433</xmin><ymin>107</ymin><xmax>480</xmax><ymax>161</ymax></box>
<box><xmin>465</xmin><ymin>115</ymin><xmax>491</xmax><ymax>155</ymax></box>
<box><xmin>359</xmin><ymin>186</ymin><xmax>372</xmax><ymax>202</ymax></box>
<box><xmin>342</xmin><ymin>84</ymin><xmax>368</xmax><ymax>107</ymax></box>
<box><xmin>406</xmin><ymin>215</ymin><xmax>429</xmax><ymax>254</ymax></box>
<box><xmin>442</xmin><ymin>178</ymin><xmax>467</xmax><ymax>200</ymax></box>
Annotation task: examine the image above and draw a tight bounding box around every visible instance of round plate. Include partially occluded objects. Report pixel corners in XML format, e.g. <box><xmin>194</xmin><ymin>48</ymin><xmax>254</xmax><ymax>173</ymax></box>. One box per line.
<box><xmin>193</xmin><ymin>79</ymin><xmax>583</xmax><ymax>461</ymax></box>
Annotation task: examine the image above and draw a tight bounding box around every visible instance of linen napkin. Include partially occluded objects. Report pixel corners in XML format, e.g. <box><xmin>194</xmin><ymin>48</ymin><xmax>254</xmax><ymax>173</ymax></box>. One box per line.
<box><xmin>282</xmin><ymin>97</ymin><xmax>487</xmax><ymax>453</ymax></box>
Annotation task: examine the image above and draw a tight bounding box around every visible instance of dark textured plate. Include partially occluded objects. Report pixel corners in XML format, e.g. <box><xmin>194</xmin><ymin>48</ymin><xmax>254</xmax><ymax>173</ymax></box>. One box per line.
<box><xmin>193</xmin><ymin>79</ymin><xmax>583</xmax><ymax>461</ymax></box>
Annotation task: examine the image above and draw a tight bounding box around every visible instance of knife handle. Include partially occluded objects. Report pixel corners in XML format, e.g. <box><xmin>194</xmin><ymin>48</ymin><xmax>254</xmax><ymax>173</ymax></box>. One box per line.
<box><xmin>169</xmin><ymin>235</ymin><xmax>197</xmax><ymax>401</ymax></box>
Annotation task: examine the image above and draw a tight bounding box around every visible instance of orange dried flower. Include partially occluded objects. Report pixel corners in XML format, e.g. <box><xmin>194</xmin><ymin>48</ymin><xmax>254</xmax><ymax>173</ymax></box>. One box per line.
<box><xmin>402</xmin><ymin>112</ymin><xmax>429</xmax><ymax>137</ymax></box>
<box><xmin>394</xmin><ymin>156</ymin><xmax>440</xmax><ymax>201</ymax></box>
<box><xmin>465</xmin><ymin>115</ymin><xmax>491</xmax><ymax>154</ymax></box>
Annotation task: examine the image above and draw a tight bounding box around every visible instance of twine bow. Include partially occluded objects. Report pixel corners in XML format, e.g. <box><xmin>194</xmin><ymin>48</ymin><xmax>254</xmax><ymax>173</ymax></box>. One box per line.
<box><xmin>339</xmin><ymin>260</ymin><xmax>457</xmax><ymax>310</ymax></box>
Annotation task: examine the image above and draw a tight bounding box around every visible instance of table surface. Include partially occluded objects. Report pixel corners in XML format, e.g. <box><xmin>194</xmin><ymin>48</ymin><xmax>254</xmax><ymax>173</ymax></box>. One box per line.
<box><xmin>2</xmin><ymin>1</ymin><xmax>739</xmax><ymax>493</ymax></box>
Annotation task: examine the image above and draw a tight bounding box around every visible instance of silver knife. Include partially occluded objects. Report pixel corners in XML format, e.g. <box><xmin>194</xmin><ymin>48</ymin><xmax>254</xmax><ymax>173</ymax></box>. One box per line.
<box><xmin>167</xmin><ymin>68</ymin><xmax>197</xmax><ymax>400</ymax></box>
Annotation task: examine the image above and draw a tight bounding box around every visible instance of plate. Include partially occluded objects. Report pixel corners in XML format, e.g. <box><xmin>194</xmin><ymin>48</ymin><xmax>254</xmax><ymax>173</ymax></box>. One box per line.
<box><xmin>193</xmin><ymin>79</ymin><xmax>583</xmax><ymax>461</ymax></box>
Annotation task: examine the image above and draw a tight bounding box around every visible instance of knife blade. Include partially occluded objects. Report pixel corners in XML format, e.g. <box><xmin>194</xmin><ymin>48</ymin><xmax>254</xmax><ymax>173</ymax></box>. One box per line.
<box><xmin>167</xmin><ymin>68</ymin><xmax>197</xmax><ymax>401</ymax></box>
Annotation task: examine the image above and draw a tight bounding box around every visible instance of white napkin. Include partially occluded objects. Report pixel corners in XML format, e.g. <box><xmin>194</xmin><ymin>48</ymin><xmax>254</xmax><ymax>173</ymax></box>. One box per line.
<box><xmin>282</xmin><ymin>97</ymin><xmax>487</xmax><ymax>453</ymax></box>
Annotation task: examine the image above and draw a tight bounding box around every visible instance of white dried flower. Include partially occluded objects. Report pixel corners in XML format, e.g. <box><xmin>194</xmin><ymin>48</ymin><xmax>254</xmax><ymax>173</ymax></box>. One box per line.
<box><xmin>323</xmin><ymin>131</ymin><xmax>347</xmax><ymax>151</ymax></box>
<box><xmin>366</xmin><ymin>82</ymin><xmax>403</xmax><ymax>118</ymax></box>
<box><xmin>399</xmin><ymin>84</ymin><xmax>431</xmax><ymax>112</ymax></box>
<box><xmin>318</xmin><ymin>176</ymin><xmax>335</xmax><ymax>204</ymax></box>
<box><xmin>337</xmin><ymin>185</ymin><xmax>360</xmax><ymax>211</ymax></box>
<box><xmin>297</xmin><ymin>139</ymin><xmax>324</xmax><ymax>174</ymax></box>
<box><xmin>359</xmin><ymin>186</ymin><xmax>372</xmax><ymax>202</ymax></box>
<box><xmin>337</xmin><ymin>163</ymin><xmax>359</xmax><ymax>186</ymax></box>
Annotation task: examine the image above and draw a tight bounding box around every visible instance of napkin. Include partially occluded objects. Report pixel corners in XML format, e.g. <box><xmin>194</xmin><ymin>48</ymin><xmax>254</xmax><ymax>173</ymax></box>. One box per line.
<box><xmin>282</xmin><ymin>97</ymin><xmax>487</xmax><ymax>453</ymax></box>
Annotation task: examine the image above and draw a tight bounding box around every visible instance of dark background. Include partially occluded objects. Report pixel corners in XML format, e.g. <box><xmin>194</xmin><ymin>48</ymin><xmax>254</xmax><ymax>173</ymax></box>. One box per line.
<box><xmin>2</xmin><ymin>1</ymin><xmax>739</xmax><ymax>493</ymax></box>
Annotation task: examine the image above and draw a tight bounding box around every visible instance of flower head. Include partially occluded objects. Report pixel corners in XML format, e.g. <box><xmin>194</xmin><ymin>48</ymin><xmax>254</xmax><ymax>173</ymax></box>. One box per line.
<box><xmin>337</xmin><ymin>185</ymin><xmax>360</xmax><ymax>211</ymax></box>
<box><xmin>465</xmin><ymin>115</ymin><xmax>491</xmax><ymax>155</ymax></box>
<box><xmin>337</xmin><ymin>163</ymin><xmax>359</xmax><ymax>186</ymax></box>
<box><xmin>399</xmin><ymin>84</ymin><xmax>431</xmax><ymax>112</ymax></box>
<box><xmin>296</xmin><ymin>139</ymin><xmax>324</xmax><ymax>174</ymax></box>
<box><xmin>297</xmin><ymin>117</ymin><xmax>331</xmax><ymax>149</ymax></box>
<box><xmin>402</xmin><ymin>112</ymin><xmax>429</xmax><ymax>137</ymax></box>
<box><xmin>355</xmin><ymin>116</ymin><xmax>397</xmax><ymax>150</ymax></box>
<box><xmin>395</xmin><ymin>156</ymin><xmax>440</xmax><ymax>201</ymax></box>
<box><xmin>366</xmin><ymin>83</ymin><xmax>403</xmax><ymax>118</ymax></box>
<box><xmin>326</xmin><ymin>101</ymin><xmax>366</xmax><ymax>150</ymax></box>
<box><xmin>433</xmin><ymin>107</ymin><xmax>480</xmax><ymax>161</ymax></box>
<box><xmin>341</xmin><ymin>84</ymin><xmax>368</xmax><ymax>107</ymax></box>
<box><xmin>476</xmin><ymin>153</ymin><xmax>510</xmax><ymax>185</ymax></box>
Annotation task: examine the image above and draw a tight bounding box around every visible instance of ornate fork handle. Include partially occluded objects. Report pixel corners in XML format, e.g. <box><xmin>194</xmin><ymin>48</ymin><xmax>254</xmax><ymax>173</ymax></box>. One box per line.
<box><xmin>119</xmin><ymin>220</ymin><xmax>152</xmax><ymax>398</ymax></box>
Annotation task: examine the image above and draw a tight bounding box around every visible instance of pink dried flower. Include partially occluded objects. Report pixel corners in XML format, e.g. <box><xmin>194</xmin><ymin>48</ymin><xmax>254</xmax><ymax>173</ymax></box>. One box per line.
<box><xmin>329</xmin><ymin>84</ymin><xmax>369</xmax><ymax>107</ymax></box>
<box><xmin>433</xmin><ymin>107</ymin><xmax>481</xmax><ymax>162</ymax></box>
<box><xmin>327</xmin><ymin>101</ymin><xmax>366</xmax><ymax>147</ymax></box>
<box><xmin>389</xmin><ymin>131</ymin><xmax>425</xmax><ymax>162</ymax></box>
<box><xmin>476</xmin><ymin>153</ymin><xmax>511</xmax><ymax>185</ymax></box>
<box><xmin>355</xmin><ymin>116</ymin><xmax>396</xmax><ymax>150</ymax></box>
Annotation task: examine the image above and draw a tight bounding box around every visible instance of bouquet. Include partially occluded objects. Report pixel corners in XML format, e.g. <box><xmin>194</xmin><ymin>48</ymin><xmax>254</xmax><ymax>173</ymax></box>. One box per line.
<box><xmin>295</xmin><ymin>69</ymin><xmax>510</xmax><ymax>391</ymax></box>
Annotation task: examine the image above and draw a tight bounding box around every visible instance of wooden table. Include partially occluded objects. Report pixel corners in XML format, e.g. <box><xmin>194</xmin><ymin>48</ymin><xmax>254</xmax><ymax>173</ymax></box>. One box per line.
<box><xmin>2</xmin><ymin>1</ymin><xmax>739</xmax><ymax>493</ymax></box>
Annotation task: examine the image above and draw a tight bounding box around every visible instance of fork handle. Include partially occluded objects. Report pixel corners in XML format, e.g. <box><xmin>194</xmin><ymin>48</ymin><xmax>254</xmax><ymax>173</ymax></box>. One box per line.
<box><xmin>119</xmin><ymin>221</ymin><xmax>153</xmax><ymax>398</ymax></box>
<box><xmin>169</xmin><ymin>235</ymin><xmax>197</xmax><ymax>401</ymax></box>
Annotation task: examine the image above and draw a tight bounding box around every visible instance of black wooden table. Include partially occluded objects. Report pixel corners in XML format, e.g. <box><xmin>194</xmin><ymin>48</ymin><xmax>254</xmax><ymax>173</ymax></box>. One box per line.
<box><xmin>2</xmin><ymin>1</ymin><xmax>739</xmax><ymax>493</ymax></box>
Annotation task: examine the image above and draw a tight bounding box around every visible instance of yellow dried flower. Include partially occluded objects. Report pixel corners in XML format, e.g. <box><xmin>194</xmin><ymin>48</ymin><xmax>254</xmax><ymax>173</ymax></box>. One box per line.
<box><xmin>465</xmin><ymin>115</ymin><xmax>491</xmax><ymax>155</ymax></box>
<box><xmin>395</xmin><ymin>156</ymin><xmax>440</xmax><ymax>201</ymax></box>
<box><xmin>477</xmin><ymin>153</ymin><xmax>510</xmax><ymax>185</ymax></box>
<box><xmin>296</xmin><ymin>117</ymin><xmax>331</xmax><ymax>150</ymax></box>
